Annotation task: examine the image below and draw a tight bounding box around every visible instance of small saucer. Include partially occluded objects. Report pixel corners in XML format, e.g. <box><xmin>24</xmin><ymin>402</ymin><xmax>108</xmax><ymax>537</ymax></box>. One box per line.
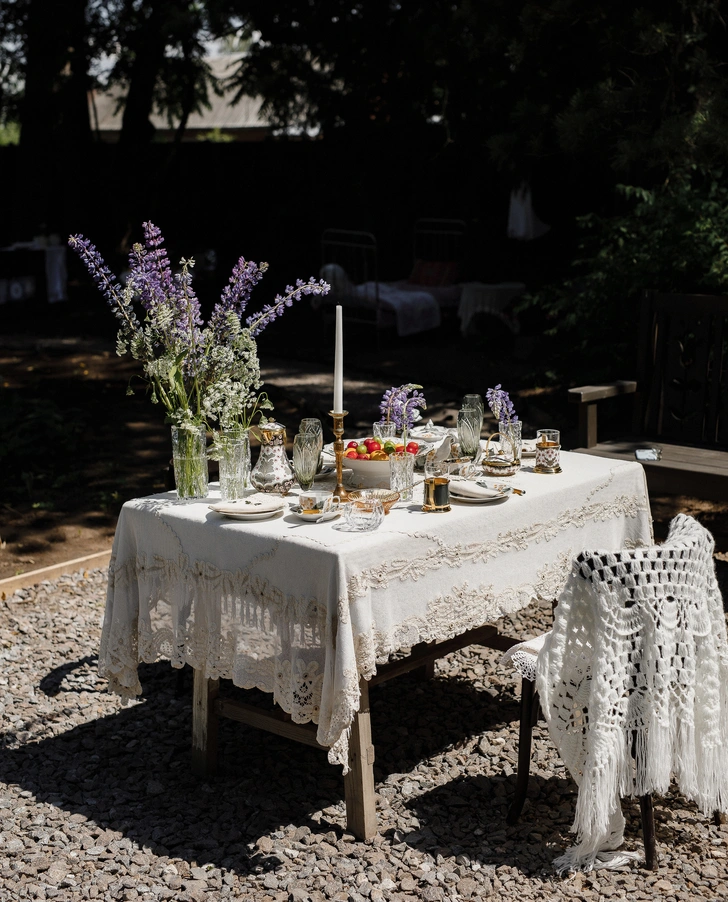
<box><xmin>289</xmin><ymin>505</ymin><xmax>341</xmax><ymax>522</ymax></box>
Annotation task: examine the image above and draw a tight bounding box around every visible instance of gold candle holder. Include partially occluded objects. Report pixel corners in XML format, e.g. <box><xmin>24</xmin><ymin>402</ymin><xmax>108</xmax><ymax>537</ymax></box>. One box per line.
<box><xmin>329</xmin><ymin>410</ymin><xmax>351</xmax><ymax>501</ymax></box>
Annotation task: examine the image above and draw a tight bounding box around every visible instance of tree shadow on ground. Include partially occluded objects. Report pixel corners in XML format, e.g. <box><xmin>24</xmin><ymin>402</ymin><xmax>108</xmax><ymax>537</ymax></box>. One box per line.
<box><xmin>0</xmin><ymin>658</ymin><xmax>524</xmax><ymax>876</ymax></box>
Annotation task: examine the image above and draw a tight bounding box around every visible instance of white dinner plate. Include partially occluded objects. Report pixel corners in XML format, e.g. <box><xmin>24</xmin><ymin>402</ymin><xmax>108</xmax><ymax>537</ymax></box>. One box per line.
<box><xmin>209</xmin><ymin>495</ymin><xmax>286</xmax><ymax>521</ymax></box>
<box><xmin>289</xmin><ymin>505</ymin><xmax>341</xmax><ymax>523</ymax></box>
<box><xmin>449</xmin><ymin>487</ymin><xmax>509</xmax><ymax>504</ymax></box>
<box><xmin>211</xmin><ymin>508</ymin><xmax>284</xmax><ymax>521</ymax></box>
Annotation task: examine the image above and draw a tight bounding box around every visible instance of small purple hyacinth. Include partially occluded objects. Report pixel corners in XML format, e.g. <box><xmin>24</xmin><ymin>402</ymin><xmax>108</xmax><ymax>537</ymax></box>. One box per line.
<box><xmin>486</xmin><ymin>384</ymin><xmax>519</xmax><ymax>425</ymax></box>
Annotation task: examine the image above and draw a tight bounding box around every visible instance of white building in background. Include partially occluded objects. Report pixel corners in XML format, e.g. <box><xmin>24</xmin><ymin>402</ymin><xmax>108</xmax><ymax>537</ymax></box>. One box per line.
<box><xmin>87</xmin><ymin>56</ymin><xmax>271</xmax><ymax>143</ymax></box>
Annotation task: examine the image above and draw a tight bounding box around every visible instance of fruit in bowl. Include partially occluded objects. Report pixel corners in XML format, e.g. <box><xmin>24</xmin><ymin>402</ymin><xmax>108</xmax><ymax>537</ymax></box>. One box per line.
<box><xmin>345</xmin><ymin>437</ymin><xmax>419</xmax><ymax>460</ymax></box>
<box><xmin>341</xmin><ymin>437</ymin><xmax>419</xmax><ymax>488</ymax></box>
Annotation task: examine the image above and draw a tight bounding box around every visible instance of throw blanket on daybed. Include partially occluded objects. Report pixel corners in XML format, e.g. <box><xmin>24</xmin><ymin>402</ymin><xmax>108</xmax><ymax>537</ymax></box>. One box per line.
<box><xmin>536</xmin><ymin>514</ymin><xmax>728</xmax><ymax>873</ymax></box>
<box><xmin>354</xmin><ymin>281</ymin><xmax>441</xmax><ymax>337</ymax></box>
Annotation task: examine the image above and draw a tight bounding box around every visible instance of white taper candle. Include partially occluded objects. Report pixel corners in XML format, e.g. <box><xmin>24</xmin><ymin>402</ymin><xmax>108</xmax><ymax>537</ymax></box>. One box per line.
<box><xmin>333</xmin><ymin>305</ymin><xmax>344</xmax><ymax>413</ymax></box>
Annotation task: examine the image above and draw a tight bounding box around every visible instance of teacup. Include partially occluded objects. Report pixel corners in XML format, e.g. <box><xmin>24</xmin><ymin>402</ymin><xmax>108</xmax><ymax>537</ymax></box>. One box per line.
<box><xmin>298</xmin><ymin>491</ymin><xmax>340</xmax><ymax>516</ymax></box>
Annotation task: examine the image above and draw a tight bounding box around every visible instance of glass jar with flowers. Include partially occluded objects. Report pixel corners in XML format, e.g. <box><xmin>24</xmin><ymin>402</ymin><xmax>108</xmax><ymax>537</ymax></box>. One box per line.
<box><xmin>484</xmin><ymin>383</ymin><xmax>522</xmax><ymax>475</ymax></box>
<box><xmin>69</xmin><ymin>222</ymin><xmax>329</xmax><ymax>500</ymax></box>
<box><xmin>376</xmin><ymin>383</ymin><xmax>427</xmax><ymax>447</ymax></box>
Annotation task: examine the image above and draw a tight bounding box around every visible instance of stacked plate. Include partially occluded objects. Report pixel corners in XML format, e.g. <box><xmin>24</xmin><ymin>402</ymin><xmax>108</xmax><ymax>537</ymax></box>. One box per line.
<box><xmin>209</xmin><ymin>493</ymin><xmax>286</xmax><ymax>521</ymax></box>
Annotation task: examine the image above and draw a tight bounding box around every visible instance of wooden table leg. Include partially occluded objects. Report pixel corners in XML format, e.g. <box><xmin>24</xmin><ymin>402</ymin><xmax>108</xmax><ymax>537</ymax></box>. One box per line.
<box><xmin>192</xmin><ymin>668</ymin><xmax>219</xmax><ymax>777</ymax></box>
<box><xmin>344</xmin><ymin>677</ymin><xmax>377</xmax><ymax>840</ymax></box>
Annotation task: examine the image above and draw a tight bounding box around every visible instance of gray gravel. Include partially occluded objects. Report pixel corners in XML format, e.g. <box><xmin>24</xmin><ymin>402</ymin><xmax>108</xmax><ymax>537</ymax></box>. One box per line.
<box><xmin>1</xmin><ymin>567</ymin><xmax>727</xmax><ymax>901</ymax></box>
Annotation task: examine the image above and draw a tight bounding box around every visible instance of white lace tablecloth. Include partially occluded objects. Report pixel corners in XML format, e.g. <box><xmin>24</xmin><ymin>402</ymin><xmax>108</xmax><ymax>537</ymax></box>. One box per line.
<box><xmin>100</xmin><ymin>452</ymin><xmax>653</xmax><ymax>769</ymax></box>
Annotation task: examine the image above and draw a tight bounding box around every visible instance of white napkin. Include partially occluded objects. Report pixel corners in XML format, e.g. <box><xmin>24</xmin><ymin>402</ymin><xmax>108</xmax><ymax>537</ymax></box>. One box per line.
<box><xmin>434</xmin><ymin>434</ymin><xmax>454</xmax><ymax>461</ymax></box>
<box><xmin>449</xmin><ymin>479</ymin><xmax>504</xmax><ymax>499</ymax></box>
<box><xmin>210</xmin><ymin>493</ymin><xmax>286</xmax><ymax>514</ymax></box>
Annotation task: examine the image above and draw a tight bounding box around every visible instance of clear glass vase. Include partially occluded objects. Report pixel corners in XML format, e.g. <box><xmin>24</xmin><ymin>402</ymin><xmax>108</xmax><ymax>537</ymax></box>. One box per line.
<box><xmin>217</xmin><ymin>430</ymin><xmax>251</xmax><ymax>501</ymax></box>
<box><xmin>171</xmin><ymin>424</ymin><xmax>208</xmax><ymax>501</ymax></box>
<box><xmin>457</xmin><ymin>407</ymin><xmax>482</xmax><ymax>458</ymax></box>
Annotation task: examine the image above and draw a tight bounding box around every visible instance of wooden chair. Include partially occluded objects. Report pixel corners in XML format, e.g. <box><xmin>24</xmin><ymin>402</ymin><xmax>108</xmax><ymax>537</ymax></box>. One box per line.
<box><xmin>568</xmin><ymin>290</ymin><xmax>728</xmax><ymax>501</ymax></box>
<box><xmin>504</xmin><ymin>515</ymin><xmax>727</xmax><ymax>871</ymax></box>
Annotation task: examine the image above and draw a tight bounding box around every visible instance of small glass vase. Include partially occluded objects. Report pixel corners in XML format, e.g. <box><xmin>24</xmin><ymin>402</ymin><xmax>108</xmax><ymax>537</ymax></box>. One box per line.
<box><xmin>171</xmin><ymin>424</ymin><xmax>209</xmax><ymax>501</ymax></box>
<box><xmin>217</xmin><ymin>430</ymin><xmax>251</xmax><ymax>501</ymax></box>
<box><xmin>374</xmin><ymin>421</ymin><xmax>397</xmax><ymax>443</ymax></box>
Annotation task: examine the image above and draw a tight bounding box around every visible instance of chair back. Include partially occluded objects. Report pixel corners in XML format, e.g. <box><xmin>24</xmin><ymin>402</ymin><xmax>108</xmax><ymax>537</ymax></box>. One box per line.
<box><xmin>537</xmin><ymin>514</ymin><xmax>728</xmax><ymax>871</ymax></box>
<box><xmin>637</xmin><ymin>291</ymin><xmax>728</xmax><ymax>445</ymax></box>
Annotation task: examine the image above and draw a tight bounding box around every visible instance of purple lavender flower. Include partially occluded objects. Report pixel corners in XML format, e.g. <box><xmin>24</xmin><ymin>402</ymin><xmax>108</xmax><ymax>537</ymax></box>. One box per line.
<box><xmin>69</xmin><ymin>221</ymin><xmax>329</xmax><ymax>428</ymax></box>
<box><xmin>67</xmin><ymin>235</ymin><xmax>140</xmax><ymax>335</ymax></box>
<box><xmin>486</xmin><ymin>384</ymin><xmax>519</xmax><ymax>425</ymax></box>
<box><xmin>134</xmin><ymin>223</ymin><xmax>204</xmax><ymax>354</ymax></box>
<box><xmin>246</xmin><ymin>277</ymin><xmax>330</xmax><ymax>337</ymax></box>
<box><xmin>210</xmin><ymin>257</ymin><xmax>269</xmax><ymax>339</ymax></box>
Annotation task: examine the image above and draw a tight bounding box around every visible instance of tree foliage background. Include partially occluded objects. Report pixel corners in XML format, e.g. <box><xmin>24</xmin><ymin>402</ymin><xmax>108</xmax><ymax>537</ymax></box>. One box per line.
<box><xmin>2</xmin><ymin>0</ymin><xmax>728</xmax><ymax>378</ymax></box>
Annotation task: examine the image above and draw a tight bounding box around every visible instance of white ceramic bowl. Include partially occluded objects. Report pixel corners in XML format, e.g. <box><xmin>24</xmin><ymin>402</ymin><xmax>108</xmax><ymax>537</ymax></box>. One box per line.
<box><xmin>344</xmin><ymin>455</ymin><xmax>392</xmax><ymax>489</ymax></box>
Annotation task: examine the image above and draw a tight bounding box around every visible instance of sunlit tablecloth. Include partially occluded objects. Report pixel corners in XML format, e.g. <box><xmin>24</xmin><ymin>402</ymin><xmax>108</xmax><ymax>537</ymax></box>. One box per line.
<box><xmin>100</xmin><ymin>452</ymin><xmax>653</xmax><ymax>768</ymax></box>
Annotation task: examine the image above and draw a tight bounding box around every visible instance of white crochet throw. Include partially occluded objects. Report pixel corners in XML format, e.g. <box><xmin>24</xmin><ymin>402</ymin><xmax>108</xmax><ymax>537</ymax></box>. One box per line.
<box><xmin>536</xmin><ymin>514</ymin><xmax>728</xmax><ymax>873</ymax></box>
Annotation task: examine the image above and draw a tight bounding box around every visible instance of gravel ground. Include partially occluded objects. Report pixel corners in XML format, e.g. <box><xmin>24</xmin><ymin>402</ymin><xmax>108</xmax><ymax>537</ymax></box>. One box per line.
<box><xmin>1</xmin><ymin>568</ymin><xmax>727</xmax><ymax>902</ymax></box>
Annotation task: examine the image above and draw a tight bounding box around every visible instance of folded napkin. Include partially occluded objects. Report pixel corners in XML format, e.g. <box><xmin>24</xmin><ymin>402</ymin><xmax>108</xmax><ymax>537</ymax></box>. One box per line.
<box><xmin>449</xmin><ymin>479</ymin><xmax>505</xmax><ymax>500</ymax></box>
<box><xmin>210</xmin><ymin>493</ymin><xmax>285</xmax><ymax>514</ymax></box>
<box><xmin>433</xmin><ymin>434</ymin><xmax>454</xmax><ymax>461</ymax></box>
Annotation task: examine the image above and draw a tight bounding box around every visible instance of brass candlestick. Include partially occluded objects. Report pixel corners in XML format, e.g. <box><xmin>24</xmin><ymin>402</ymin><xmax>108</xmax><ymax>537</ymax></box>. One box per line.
<box><xmin>329</xmin><ymin>409</ymin><xmax>351</xmax><ymax>501</ymax></box>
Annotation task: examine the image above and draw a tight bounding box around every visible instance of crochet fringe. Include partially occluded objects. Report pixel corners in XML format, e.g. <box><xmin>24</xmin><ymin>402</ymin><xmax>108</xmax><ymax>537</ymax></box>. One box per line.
<box><xmin>537</xmin><ymin>515</ymin><xmax>728</xmax><ymax>873</ymax></box>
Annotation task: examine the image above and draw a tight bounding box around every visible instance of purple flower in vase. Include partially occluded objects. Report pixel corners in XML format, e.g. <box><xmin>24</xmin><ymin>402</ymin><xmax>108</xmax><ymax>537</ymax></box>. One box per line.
<box><xmin>68</xmin><ymin>222</ymin><xmax>330</xmax><ymax>429</ymax></box>
<box><xmin>378</xmin><ymin>383</ymin><xmax>427</xmax><ymax>441</ymax></box>
<box><xmin>486</xmin><ymin>384</ymin><xmax>519</xmax><ymax>427</ymax></box>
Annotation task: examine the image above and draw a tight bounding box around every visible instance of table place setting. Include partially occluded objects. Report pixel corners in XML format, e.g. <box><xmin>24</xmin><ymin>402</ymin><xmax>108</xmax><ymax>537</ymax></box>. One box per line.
<box><xmin>447</xmin><ymin>476</ymin><xmax>511</xmax><ymax>504</ymax></box>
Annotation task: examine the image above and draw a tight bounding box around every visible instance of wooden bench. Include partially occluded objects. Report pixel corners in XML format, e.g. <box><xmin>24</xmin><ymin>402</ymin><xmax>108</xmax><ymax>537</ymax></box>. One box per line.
<box><xmin>568</xmin><ymin>291</ymin><xmax>728</xmax><ymax>501</ymax></box>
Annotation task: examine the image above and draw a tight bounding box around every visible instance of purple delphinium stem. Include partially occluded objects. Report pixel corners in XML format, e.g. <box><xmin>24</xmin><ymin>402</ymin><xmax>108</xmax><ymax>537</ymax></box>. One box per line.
<box><xmin>246</xmin><ymin>277</ymin><xmax>330</xmax><ymax>337</ymax></box>
<box><xmin>129</xmin><ymin>221</ymin><xmax>178</xmax><ymax>314</ymax></box>
<box><xmin>210</xmin><ymin>257</ymin><xmax>269</xmax><ymax>339</ymax></box>
<box><xmin>378</xmin><ymin>384</ymin><xmax>426</xmax><ymax>433</ymax></box>
<box><xmin>68</xmin><ymin>235</ymin><xmax>140</xmax><ymax>336</ymax></box>
<box><xmin>486</xmin><ymin>384</ymin><xmax>519</xmax><ymax>425</ymax></box>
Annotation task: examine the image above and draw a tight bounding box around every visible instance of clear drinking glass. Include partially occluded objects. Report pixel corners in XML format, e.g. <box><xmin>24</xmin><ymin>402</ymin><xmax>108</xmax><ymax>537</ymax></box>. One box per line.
<box><xmin>301</xmin><ymin>417</ymin><xmax>325</xmax><ymax>473</ymax></box>
<box><xmin>373</xmin><ymin>421</ymin><xmax>397</xmax><ymax>443</ymax></box>
<box><xmin>389</xmin><ymin>450</ymin><xmax>415</xmax><ymax>501</ymax></box>
<box><xmin>293</xmin><ymin>432</ymin><xmax>319</xmax><ymax>491</ymax></box>
<box><xmin>218</xmin><ymin>431</ymin><xmax>251</xmax><ymax>501</ymax></box>
<box><xmin>457</xmin><ymin>407</ymin><xmax>482</xmax><ymax>458</ymax></box>
<box><xmin>300</xmin><ymin>418</ymin><xmax>324</xmax><ymax>454</ymax></box>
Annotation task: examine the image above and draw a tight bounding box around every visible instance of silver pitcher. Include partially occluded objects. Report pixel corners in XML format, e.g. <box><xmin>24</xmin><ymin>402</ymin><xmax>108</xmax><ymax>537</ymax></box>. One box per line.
<box><xmin>250</xmin><ymin>421</ymin><xmax>295</xmax><ymax>494</ymax></box>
